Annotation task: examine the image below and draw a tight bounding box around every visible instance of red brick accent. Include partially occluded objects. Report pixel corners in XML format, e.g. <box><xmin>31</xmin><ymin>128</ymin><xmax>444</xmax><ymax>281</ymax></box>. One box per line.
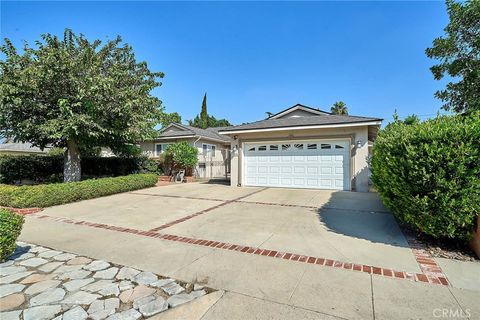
<box><xmin>31</xmin><ymin>213</ymin><xmax>451</xmax><ymax>286</ymax></box>
<box><xmin>404</xmin><ymin>232</ymin><xmax>449</xmax><ymax>286</ymax></box>
<box><xmin>148</xmin><ymin>188</ymin><xmax>268</xmax><ymax>232</ymax></box>
<box><xmin>0</xmin><ymin>206</ymin><xmax>43</xmax><ymax>215</ymax></box>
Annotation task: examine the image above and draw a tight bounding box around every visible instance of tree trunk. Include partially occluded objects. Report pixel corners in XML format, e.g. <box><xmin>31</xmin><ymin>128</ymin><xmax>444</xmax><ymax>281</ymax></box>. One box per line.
<box><xmin>64</xmin><ymin>140</ymin><xmax>81</xmax><ymax>182</ymax></box>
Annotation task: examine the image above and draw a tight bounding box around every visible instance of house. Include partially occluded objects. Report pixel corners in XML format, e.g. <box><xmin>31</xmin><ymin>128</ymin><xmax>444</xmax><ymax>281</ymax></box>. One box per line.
<box><xmin>0</xmin><ymin>139</ymin><xmax>48</xmax><ymax>155</ymax></box>
<box><xmin>140</xmin><ymin>123</ymin><xmax>232</xmax><ymax>179</ymax></box>
<box><xmin>218</xmin><ymin>104</ymin><xmax>382</xmax><ymax>192</ymax></box>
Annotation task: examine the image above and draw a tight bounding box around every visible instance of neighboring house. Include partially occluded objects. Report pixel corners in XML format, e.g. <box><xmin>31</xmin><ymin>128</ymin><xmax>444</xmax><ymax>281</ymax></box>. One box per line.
<box><xmin>140</xmin><ymin>123</ymin><xmax>232</xmax><ymax>179</ymax></box>
<box><xmin>0</xmin><ymin>139</ymin><xmax>48</xmax><ymax>155</ymax></box>
<box><xmin>218</xmin><ymin>104</ymin><xmax>382</xmax><ymax>192</ymax></box>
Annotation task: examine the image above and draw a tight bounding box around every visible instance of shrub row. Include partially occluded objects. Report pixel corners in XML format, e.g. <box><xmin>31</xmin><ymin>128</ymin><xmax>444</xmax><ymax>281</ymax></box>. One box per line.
<box><xmin>0</xmin><ymin>155</ymin><xmax>162</xmax><ymax>184</ymax></box>
<box><xmin>0</xmin><ymin>173</ymin><xmax>159</xmax><ymax>208</ymax></box>
<box><xmin>370</xmin><ymin>113</ymin><xmax>480</xmax><ymax>241</ymax></box>
<box><xmin>0</xmin><ymin>209</ymin><xmax>25</xmax><ymax>261</ymax></box>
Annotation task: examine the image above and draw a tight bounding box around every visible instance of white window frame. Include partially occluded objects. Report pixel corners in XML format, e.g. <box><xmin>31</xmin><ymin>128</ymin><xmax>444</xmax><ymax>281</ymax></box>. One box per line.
<box><xmin>155</xmin><ymin>143</ymin><xmax>171</xmax><ymax>157</ymax></box>
<box><xmin>202</xmin><ymin>143</ymin><xmax>216</xmax><ymax>157</ymax></box>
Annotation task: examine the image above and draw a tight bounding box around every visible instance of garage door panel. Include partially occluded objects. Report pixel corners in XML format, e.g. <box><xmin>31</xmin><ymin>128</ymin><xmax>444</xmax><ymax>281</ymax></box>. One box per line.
<box><xmin>244</xmin><ymin>140</ymin><xmax>350</xmax><ymax>190</ymax></box>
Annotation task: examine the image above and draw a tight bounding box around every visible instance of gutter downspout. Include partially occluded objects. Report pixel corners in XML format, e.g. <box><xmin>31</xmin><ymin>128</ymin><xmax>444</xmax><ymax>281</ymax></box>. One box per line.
<box><xmin>193</xmin><ymin>136</ymin><xmax>201</xmax><ymax>178</ymax></box>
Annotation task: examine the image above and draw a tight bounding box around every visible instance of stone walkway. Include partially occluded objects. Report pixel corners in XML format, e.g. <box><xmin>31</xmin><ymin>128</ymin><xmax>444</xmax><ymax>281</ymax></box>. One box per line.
<box><xmin>0</xmin><ymin>242</ymin><xmax>212</xmax><ymax>320</ymax></box>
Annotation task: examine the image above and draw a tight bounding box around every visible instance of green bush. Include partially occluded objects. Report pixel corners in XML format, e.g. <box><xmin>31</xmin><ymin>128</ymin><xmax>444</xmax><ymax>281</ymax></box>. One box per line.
<box><xmin>0</xmin><ymin>155</ymin><xmax>160</xmax><ymax>184</ymax></box>
<box><xmin>0</xmin><ymin>209</ymin><xmax>25</xmax><ymax>261</ymax></box>
<box><xmin>165</xmin><ymin>142</ymin><xmax>198</xmax><ymax>172</ymax></box>
<box><xmin>0</xmin><ymin>173</ymin><xmax>158</xmax><ymax>208</ymax></box>
<box><xmin>370</xmin><ymin>113</ymin><xmax>480</xmax><ymax>241</ymax></box>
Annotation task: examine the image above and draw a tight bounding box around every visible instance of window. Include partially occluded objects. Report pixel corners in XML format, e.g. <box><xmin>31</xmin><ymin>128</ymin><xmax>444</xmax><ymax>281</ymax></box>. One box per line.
<box><xmin>294</xmin><ymin>144</ymin><xmax>304</xmax><ymax>150</ymax></box>
<box><xmin>335</xmin><ymin>144</ymin><xmax>344</xmax><ymax>149</ymax></box>
<box><xmin>155</xmin><ymin>143</ymin><xmax>171</xmax><ymax>157</ymax></box>
<box><xmin>269</xmin><ymin>145</ymin><xmax>279</xmax><ymax>151</ymax></box>
<box><xmin>202</xmin><ymin>143</ymin><xmax>217</xmax><ymax>156</ymax></box>
<box><xmin>258</xmin><ymin>145</ymin><xmax>267</xmax><ymax>151</ymax></box>
<box><xmin>307</xmin><ymin>143</ymin><xmax>317</xmax><ymax>150</ymax></box>
<box><xmin>282</xmin><ymin>144</ymin><xmax>291</xmax><ymax>150</ymax></box>
<box><xmin>248</xmin><ymin>147</ymin><xmax>256</xmax><ymax>151</ymax></box>
<box><xmin>321</xmin><ymin>144</ymin><xmax>331</xmax><ymax>149</ymax></box>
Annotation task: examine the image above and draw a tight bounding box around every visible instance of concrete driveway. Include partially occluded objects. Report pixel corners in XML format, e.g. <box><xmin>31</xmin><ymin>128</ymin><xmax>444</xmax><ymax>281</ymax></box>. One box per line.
<box><xmin>19</xmin><ymin>183</ymin><xmax>480</xmax><ymax>319</ymax></box>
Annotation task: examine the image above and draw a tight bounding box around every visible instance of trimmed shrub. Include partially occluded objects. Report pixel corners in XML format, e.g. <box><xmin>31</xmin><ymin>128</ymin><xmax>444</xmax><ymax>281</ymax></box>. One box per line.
<box><xmin>165</xmin><ymin>142</ymin><xmax>198</xmax><ymax>172</ymax></box>
<box><xmin>370</xmin><ymin>114</ymin><xmax>480</xmax><ymax>241</ymax></box>
<box><xmin>0</xmin><ymin>209</ymin><xmax>25</xmax><ymax>261</ymax></box>
<box><xmin>0</xmin><ymin>155</ymin><xmax>161</xmax><ymax>184</ymax></box>
<box><xmin>0</xmin><ymin>173</ymin><xmax>158</xmax><ymax>208</ymax></box>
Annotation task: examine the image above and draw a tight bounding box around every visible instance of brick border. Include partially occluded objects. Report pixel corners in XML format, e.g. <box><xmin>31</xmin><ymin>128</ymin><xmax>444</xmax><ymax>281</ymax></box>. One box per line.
<box><xmin>404</xmin><ymin>232</ymin><xmax>449</xmax><ymax>285</ymax></box>
<box><xmin>148</xmin><ymin>188</ymin><xmax>268</xmax><ymax>232</ymax></box>
<box><xmin>0</xmin><ymin>206</ymin><xmax>43</xmax><ymax>215</ymax></box>
<box><xmin>30</xmin><ymin>213</ymin><xmax>449</xmax><ymax>286</ymax></box>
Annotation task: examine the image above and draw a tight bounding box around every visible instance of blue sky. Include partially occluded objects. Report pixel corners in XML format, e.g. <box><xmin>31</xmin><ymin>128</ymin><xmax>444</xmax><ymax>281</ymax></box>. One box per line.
<box><xmin>1</xmin><ymin>1</ymin><xmax>449</xmax><ymax>125</ymax></box>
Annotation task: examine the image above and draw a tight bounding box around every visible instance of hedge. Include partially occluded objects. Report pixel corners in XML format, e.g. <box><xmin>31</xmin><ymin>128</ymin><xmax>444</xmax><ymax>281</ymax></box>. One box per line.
<box><xmin>0</xmin><ymin>174</ymin><xmax>158</xmax><ymax>208</ymax></box>
<box><xmin>0</xmin><ymin>209</ymin><xmax>25</xmax><ymax>261</ymax></box>
<box><xmin>370</xmin><ymin>113</ymin><xmax>480</xmax><ymax>241</ymax></box>
<box><xmin>0</xmin><ymin>155</ymin><xmax>162</xmax><ymax>184</ymax></box>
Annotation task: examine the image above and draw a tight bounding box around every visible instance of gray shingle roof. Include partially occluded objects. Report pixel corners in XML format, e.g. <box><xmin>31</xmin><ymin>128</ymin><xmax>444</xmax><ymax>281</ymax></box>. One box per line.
<box><xmin>218</xmin><ymin>114</ymin><xmax>382</xmax><ymax>133</ymax></box>
<box><xmin>159</xmin><ymin>124</ymin><xmax>232</xmax><ymax>143</ymax></box>
<box><xmin>0</xmin><ymin>142</ymin><xmax>47</xmax><ymax>153</ymax></box>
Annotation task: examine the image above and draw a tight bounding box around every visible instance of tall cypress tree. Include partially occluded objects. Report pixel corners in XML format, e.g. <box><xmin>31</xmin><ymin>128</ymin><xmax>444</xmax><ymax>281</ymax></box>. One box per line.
<box><xmin>200</xmin><ymin>93</ymin><xmax>208</xmax><ymax>129</ymax></box>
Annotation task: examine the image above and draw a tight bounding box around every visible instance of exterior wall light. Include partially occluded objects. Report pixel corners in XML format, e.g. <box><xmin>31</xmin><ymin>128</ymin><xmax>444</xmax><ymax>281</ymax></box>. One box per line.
<box><xmin>356</xmin><ymin>140</ymin><xmax>362</xmax><ymax>148</ymax></box>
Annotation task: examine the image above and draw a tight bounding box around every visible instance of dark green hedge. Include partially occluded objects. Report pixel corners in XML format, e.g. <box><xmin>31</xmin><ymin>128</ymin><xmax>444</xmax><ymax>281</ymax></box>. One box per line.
<box><xmin>0</xmin><ymin>173</ymin><xmax>158</xmax><ymax>208</ymax></box>
<box><xmin>0</xmin><ymin>155</ymin><xmax>162</xmax><ymax>184</ymax></box>
<box><xmin>370</xmin><ymin>114</ymin><xmax>480</xmax><ymax>241</ymax></box>
<box><xmin>0</xmin><ymin>209</ymin><xmax>25</xmax><ymax>261</ymax></box>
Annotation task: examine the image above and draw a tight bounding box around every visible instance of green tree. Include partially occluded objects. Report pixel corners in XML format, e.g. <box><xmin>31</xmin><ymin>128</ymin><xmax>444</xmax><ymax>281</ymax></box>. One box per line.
<box><xmin>188</xmin><ymin>93</ymin><xmax>231</xmax><ymax>128</ymax></box>
<box><xmin>0</xmin><ymin>29</ymin><xmax>163</xmax><ymax>182</ymax></box>
<box><xmin>159</xmin><ymin>109</ymin><xmax>181</xmax><ymax>128</ymax></box>
<box><xmin>403</xmin><ymin>114</ymin><xmax>421</xmax><ymax>125</ymax></box>
<box><xmin>200</xmin><ymin>93</ymin><xmax>208</xmax><ymax>129</ymax></box>
<box><xmin>330</xmin><ymin>101</ymin><xmax>348</xmax><ymax>115</ymax></box>
<box><xmin>425</xmin><ymin>0</ymin><xmax>480</xmax><ymax>113</ymax></box>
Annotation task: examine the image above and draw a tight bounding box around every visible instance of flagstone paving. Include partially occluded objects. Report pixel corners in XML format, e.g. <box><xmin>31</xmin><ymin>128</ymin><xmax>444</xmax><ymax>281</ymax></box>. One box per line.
<box><xmin>0</xmin><ymin>242</ymin><xmax>213</xmax><ymax>320</ymax></box>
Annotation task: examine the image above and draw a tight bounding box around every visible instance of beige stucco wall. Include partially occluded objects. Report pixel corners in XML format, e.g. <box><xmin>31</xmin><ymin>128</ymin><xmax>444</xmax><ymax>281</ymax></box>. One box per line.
<box><xmin>228</xmin><ymin>126</ymin><xmax>370</xmax><ymax>192</ymax></box>
<box><xmin>139</xmin><ymin>138</ymin><xmax>230</xmax><ymax>179</ymax></box>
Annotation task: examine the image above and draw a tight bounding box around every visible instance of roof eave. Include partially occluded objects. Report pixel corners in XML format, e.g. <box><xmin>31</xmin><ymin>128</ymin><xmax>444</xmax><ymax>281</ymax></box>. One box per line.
<box><xmin>219</xmin><ymin>120</ymin><xmax>382</xmax><ymax>135</ymax></box>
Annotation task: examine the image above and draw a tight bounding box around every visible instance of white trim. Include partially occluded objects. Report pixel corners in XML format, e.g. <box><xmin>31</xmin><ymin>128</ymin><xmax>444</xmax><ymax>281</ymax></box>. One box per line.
<box><xmin>270</xmin><ymin>105</ymin><xmax>329</xmax><ymax>119</ymax></box>
<box><xmin>219</xmin><ymin>121</ymin><xmax>381</xmax><ymax>135</ymax></box>
<box><xmin>156</xmin><ymin>135</ymin><xmax>195</xmax><ymax>140</ymax></box>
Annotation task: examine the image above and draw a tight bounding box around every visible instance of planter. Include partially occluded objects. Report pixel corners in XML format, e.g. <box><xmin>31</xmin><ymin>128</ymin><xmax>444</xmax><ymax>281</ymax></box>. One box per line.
<box><xmin>470</xmin><ymin>216</ymin><xmax>480</xmax><ymax>258</ymax></box>
<box><xmin>158</xmin><ymin>175</ymin><xmax>195</xmax><ymax>183</ymax></box>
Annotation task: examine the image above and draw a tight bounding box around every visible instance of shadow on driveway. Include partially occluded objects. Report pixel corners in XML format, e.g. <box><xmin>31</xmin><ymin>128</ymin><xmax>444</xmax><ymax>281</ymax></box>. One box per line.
<box><xmin>316</xmin><ymin>191</ymin><xmax>409</xmax><ymax>248</ymax></box>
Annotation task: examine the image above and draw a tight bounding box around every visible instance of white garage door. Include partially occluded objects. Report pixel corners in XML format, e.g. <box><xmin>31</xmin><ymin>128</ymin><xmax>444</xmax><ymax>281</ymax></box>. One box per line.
<box><xmin>244</xmin><ymin>140</ymin><xmax>350</xmax><ymax>190</ymax></box>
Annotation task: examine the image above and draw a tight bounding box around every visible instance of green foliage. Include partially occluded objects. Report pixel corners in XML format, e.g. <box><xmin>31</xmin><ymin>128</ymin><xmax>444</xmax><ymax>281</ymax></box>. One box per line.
<box><xmin>403</xmin><ymin>114</ymin><xmax>421</xmax><ymax>125</ymax></box>
<box><xmin>0</xmin><ymin>154</ymin><xmax>160</xmax><ymax>184</ymax></box>
<box><xmin>0</xmin><ymin>209</ymin><xmax>25</xmax><ymax>261</ymax></box>
<box><xmin>188</xmin><ymin>93</ymin><xmax>231</xmax><ymax>128</ymax></box>
<box><xmin>330</xmin><ymin>101</ymin><xmax>348</xmax><ymax>115</ymax></box>
<box><xmin>200</xmin><ymin>93</ymin><xmax>208</xmax><ymax>129</ymax></box>
<box><xmin>165</xmin><ymin>142</ymin><xmax>198</xmax><ymax>171</ymax></box>
<box><xmin>425</xmin><ymin>0</ymin><xmax>480</xmax><ymax>113</ymax></box>
<box><xmin>159</xmin><ymin>111</ymin><xmax>182</xmax><ymax>128</ymax></box>
<box><xmin>0</xmin><ymin>174</ymin><xmax>158</xmax><ymax>208</ymax></box>
<box><xmin>370</xmin><ymin>113</ymin><xmax>480</xmax><ymax>241</ymax></box>
<box><xmin>47</xmin><ymin>148</ymin><xmax>65</xmax><ymax>156</ymax></box>
<box><xmin>0</xmin><ymin>29</ymin><xmax>164</xmax><ymax>181</ymax></box>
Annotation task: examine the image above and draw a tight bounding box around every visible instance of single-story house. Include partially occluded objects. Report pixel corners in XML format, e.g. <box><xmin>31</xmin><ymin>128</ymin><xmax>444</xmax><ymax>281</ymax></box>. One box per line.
<box><xmin>218</xmin><ymin>104</ymin><xmax>382</xmax><ymax>192</ymax></box>
<box><xmin>0</xmin><ymin>140</ymin><xmax>48</xmax><ymax>156</ymax></box>
<box><xmin>140</xmin><ymin>123</ymin><xmax>232</xmax><ymax>179</ymax></box>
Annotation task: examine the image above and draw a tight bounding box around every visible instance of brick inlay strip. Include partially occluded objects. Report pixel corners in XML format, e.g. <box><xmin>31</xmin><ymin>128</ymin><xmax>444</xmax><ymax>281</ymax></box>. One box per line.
<box><xmin>1</xmin><ymin>206</ymin><xmax>43</xmax><ymax>215</ymax></box>
<box><xmin>30</xmin><ymin>213</ymin><xmax>450</xmax><ymax>286</ymax></box>
<box><xmin>403</xmin><ymin>232</ymin><xmax>449</xmax><ymax>285</ymax></box>
<box><xmin>148</xmin><ymin>188</ymin><xmax>268</xmax><ymax>232</ymax></box>
<box><xmin>130</xmin><ymin>192</ymin><xmax>225</xmax><ymax>202</ymax></box>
